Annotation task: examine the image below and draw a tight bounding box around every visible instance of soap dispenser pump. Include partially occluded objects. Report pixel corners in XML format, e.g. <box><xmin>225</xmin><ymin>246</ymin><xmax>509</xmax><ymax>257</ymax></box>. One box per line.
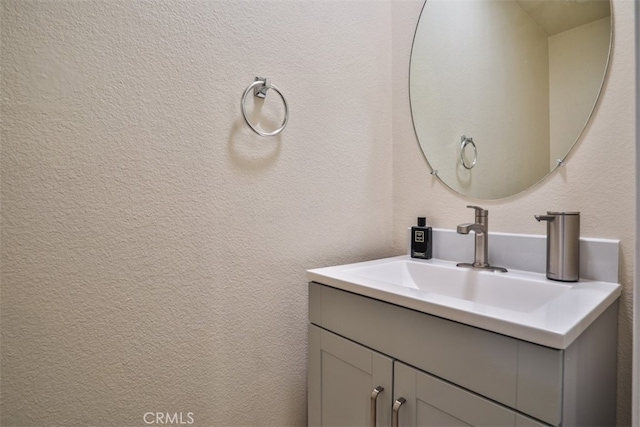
<box><xmin>411</xmin><ymin>217</ymin><xmax>432</xmax><ymax>259</ymax></box>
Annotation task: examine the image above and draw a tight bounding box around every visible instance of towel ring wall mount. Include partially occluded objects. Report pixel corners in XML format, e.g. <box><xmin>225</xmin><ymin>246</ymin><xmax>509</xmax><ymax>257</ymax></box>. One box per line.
<box><xmin>241</xmin><ymin>77</ymin><xmax>289</xmax><ymax>137</ymax></box>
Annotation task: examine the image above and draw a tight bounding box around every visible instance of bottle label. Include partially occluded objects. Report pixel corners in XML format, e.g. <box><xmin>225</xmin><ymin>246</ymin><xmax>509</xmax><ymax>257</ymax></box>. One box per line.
<box><xmin>414</xmin><ymin>230</ymin><xmax>425</xmax><ymax>243</ymax></box>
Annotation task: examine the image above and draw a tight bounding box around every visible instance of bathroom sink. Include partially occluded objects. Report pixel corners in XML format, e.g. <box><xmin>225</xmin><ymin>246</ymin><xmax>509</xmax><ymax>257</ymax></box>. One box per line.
<box><xmin>307</xmin><ymin>256</ymin><xmax>621</xmax><ymax>348</ymax></box>
<box><xmin>343</xmin><ymin>259</ymin><xmax>568</xmax><ymax>312</ymax></box>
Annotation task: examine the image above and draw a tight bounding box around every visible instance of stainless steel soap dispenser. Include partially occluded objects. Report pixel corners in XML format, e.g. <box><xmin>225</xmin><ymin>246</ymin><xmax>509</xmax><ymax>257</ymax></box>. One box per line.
<box><xmin>535</xmin><ymin>212</ymin><xmax>580</xmax><ymax>282</ymax></box>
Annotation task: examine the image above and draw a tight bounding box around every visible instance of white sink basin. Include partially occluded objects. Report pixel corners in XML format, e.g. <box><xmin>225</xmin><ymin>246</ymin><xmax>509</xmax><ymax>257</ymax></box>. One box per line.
<box><xmin>344</xmin><ymin>259</ymin><xmax>569</xmax><ymax>312</ymax></box>
<box><xmin>307</xmin><ymin>256</ymin><xmax>621</xmax><ymax>349</ymax></box>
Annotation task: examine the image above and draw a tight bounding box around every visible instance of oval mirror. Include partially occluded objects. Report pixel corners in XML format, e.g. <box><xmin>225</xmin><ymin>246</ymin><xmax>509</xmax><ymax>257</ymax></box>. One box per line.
<box><xmin>410</xmin><ymin>0</ymin><xmax>612</xmax><ymax>200</ymax></box>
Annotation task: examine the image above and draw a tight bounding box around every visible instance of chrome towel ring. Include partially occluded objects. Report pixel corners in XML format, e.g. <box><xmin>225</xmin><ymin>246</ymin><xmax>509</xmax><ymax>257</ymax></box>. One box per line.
<box><xmin>241</xmin><ymin>77</ymin><xmax>289</xmax><ymax>137</ymax></box>
<box><xmin>460</xmin><ymin>135</ymin><xmax>477</xmax><ymax>170</ymax></box>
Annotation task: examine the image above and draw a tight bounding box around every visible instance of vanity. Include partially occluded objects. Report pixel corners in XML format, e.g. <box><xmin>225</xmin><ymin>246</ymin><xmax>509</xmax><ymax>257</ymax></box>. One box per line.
<box><xmin>306</xmin><ymin>234</ymin><xmax>621</xmax><ymax>427</ymax></box>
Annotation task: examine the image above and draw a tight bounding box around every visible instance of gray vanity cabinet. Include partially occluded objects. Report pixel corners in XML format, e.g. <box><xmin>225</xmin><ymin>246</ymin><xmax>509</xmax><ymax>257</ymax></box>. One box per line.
<box><xmin>309</xmin><ymin>324</ymin><xmax>547</xmax><ymax>427</ymax></box>
<box><xmin>308</xmin><ymin>282</ymin><xmax>618</xmax><ymax>427</ymax></box>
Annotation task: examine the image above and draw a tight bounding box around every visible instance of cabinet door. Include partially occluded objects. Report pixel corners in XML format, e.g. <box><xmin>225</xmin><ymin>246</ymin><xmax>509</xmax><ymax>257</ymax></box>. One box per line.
<box><xmin>392</xmin><ymin>362</ymin><xmax>549</xmax><ymax>427</ymax></box>
<box><xmin>308</xmin><ymin>325</ymin><xmax>393</xmax><ymax>427</ymax></box>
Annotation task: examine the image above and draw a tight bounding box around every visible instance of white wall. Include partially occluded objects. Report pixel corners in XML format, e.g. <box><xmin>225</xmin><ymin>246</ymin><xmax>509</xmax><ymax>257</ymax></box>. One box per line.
<box><xmin>393</xmin><ymin>0</ymin><xmax>635</xmax><ymax>424</ymax></box>
<box><xmin>0</xmin><ymin>1</ymin><xmax>394</xmax><ymax>426</ymax></box>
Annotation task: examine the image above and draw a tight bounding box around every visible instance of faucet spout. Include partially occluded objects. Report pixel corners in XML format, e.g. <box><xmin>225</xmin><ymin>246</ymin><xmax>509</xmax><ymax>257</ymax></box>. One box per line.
<box><xmin>457</xmin><ymin>223</ymin><xmax>485</xmax><ymax>235</ymax></box>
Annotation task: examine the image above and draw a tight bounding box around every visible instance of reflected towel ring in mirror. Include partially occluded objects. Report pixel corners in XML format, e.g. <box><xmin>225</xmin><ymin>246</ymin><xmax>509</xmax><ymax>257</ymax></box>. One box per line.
<box><xmin>241</xmin><ymin>77</ymin><xmax>289</xmax><ymax>137</ymax></box>
<box><xmin>460</xmin><ymin>135</ymin><xmax>477</xmax><ymax>170</ymax></box>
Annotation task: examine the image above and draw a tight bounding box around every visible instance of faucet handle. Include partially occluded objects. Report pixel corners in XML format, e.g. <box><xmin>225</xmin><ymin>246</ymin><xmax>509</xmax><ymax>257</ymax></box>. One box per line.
<box><xmin>466</xmin><ymin>205</ymin><xmax>488</xmax><ymax>217</ymax></box>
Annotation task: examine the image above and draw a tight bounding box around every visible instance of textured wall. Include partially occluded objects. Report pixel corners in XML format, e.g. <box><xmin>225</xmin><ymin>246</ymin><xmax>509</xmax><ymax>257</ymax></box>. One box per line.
<box><xmin>1</xmin><ymin>1</ymin><xmax>394</xmax><ymax>426</ymax></box>
<box><xmin>393</xmin><ymin>0</ymin><xmax>635</xmax><ymax>424</ymax></box>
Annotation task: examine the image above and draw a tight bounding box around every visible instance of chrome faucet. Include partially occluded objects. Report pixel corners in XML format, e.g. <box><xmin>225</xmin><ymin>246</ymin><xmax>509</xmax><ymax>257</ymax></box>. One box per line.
<box><xmin>456</xmin><ymin>205</ymin><xmax>507</xmax><ymax>272</ymax></box>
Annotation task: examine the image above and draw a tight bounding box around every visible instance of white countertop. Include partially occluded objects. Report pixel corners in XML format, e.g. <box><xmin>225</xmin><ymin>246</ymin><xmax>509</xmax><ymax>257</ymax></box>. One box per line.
<box><xmin>307</xmin><ymin>255</ymin><xmax>621</xmax><ymax>349</ymax></box>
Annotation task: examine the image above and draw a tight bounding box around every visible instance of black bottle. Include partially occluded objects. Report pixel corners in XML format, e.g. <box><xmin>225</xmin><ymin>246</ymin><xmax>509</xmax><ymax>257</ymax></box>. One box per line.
<box><xmin>411</xmin><ymin>217</ymin><xmax>432</xmax><ymax>259</ymax></box>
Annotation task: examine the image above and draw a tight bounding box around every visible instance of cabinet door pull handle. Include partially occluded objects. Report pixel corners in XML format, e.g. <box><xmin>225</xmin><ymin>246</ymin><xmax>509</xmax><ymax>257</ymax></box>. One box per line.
<box><xmin>370</xmin><ymin>386</ymin><xmax>384</xmax><ymax>427</ymax></box>
<box><xmin>392</xmin><ymin>397</ymin><xmax>406</xmax><ymax>427</ymax></box>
